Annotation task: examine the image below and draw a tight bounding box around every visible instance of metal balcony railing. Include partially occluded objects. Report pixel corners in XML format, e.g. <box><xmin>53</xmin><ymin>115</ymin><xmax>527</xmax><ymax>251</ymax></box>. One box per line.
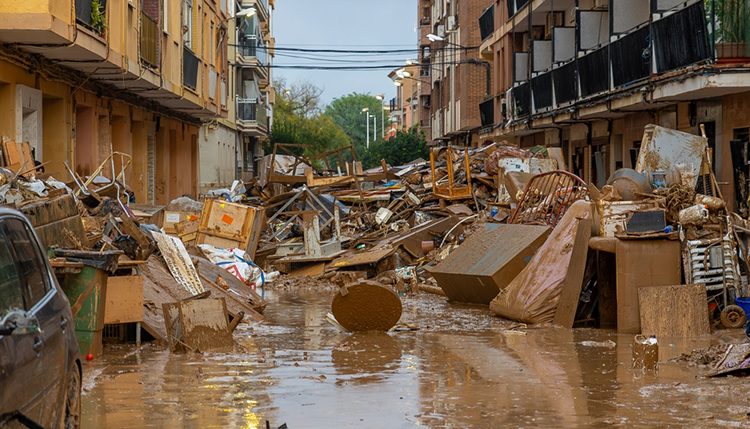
<box><xmin>707</xmin><ymin>0</ymin><xmax>750</xmax><ymax>59</ymax></box>
<box><xmin>479</xmin><ymin>5</ymin><xmax>494</xmax><ymax>42</ymax></box>
<box><xmin>238</xmin><ymin>35</ymin><xmax>268</xmax><ymax>66</ymax></box>
<box><xmin>76</xmin><ymin>0</ymin><xmax>107</xmax><ymax>32</ymax></box>
<box><xmin>183</xmin><ymin>47</ymin><xmax>199</xmax><ymax>90</ymax></box>
<box><xmin>140</xmin><ymin>11</ymin><xmax>158</xmax><ymax>66</ymax></box>
<box><xmin>237</xmin><ymin>99</ymin><xmax>268</xmax><ymax>128</ymax></box>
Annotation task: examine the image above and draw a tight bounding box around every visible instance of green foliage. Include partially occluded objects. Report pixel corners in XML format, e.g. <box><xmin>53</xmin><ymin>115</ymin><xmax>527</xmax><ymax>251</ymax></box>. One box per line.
<box><xmin>356</xmin><ymin>126</ymin><xmax>429</xmax><ymax>170</ymax></box>
<box><xmin>706</xmin><ymin>0</ymin><xmax>750</xmax><ymax>44</ymax></box>
<box><xmin>325</xmin><ymin>93</ymin><xmax>391</xmax><ymax>150</ymax></box>
<box><xmin>268</xmin><ymin>80</ymin><xmax>350</xmax><ymax>160</ymax></box>
<box><xmin>91</xmin><ymin>0</ymin><xmax>107</xmax><ymax>34</ymax></box>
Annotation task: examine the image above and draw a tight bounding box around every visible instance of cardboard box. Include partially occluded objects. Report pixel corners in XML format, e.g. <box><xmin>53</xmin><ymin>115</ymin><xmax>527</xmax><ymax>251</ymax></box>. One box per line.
<box><xmin>163</xmin><ymin>211</ymin><xmax>201</xmax><ymax>234</ymax></box>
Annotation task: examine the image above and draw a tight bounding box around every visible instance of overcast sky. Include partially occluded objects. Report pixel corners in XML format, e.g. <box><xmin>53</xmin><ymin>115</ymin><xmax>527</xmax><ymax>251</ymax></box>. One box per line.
<box><xmin>273</xmin><ymin>0</ymin><xmax>418</xmax><ymax>106</ymax></box>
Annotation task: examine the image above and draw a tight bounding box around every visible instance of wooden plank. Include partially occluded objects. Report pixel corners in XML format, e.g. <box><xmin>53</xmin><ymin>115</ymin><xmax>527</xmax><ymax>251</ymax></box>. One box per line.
<box><xmin>105</xmin><ymin>275</ymin><xmax>144</xmax><ymax>324</ymax></box>
<box><xmin>638</xmin><ymin>284</ymin><xmax>710</xmax><ymax>337</ymax></box>
<box><xmin>553</xmin><ymin>218</ymin><xmax>592</xmax><ymax>328</ymax></box>
<box><xmin>288</xmin><ymin>262</ymin><xmax>326</xmax><ymax>277</ymax></box>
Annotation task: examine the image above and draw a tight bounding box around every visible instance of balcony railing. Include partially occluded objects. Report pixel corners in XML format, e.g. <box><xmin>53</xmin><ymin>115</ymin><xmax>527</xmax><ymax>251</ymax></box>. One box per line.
<box><xmin>237</xmin><ymin>99</ymin><xmax>268</xmax><ymax>129</ymax></box>
<box><xmin>76</xmin><ymin>0</ymin><xmax>107</xmax><ymax>32</ymax></box>
<box><xmin>707</xmin><ymin>0</ymin><xmax>750</xmax><ymax>60</ymax></box>
<box><xmin>479</xmin><ymin>5</ymin><xmax>494</xmax><ymax>42</ymax></box>
<box><xmin>238</xmin><ymin>35</ymin><xmax>268</xmax><ymax>66</ymax></box>
<box><xmin>140</xmin><ymin>11</ymin><xmax>158</xmax><ymax>66</ymax></box>
<box><xmin>183</xmin><ymin>47</ymin><xmax>199</xmax><ymax>90</ymax></box>
<box><xmin>510</xmin><ymin>0</ymin><xmax>714</xmax><ymax>120</ymax></box>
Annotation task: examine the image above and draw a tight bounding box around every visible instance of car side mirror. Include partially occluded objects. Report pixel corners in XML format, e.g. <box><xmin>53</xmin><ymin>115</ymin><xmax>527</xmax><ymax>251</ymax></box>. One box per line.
<box><xmin>0</xmin><ymin>309</ymin><xmax>41</xmax><ymax>336</ymax></box>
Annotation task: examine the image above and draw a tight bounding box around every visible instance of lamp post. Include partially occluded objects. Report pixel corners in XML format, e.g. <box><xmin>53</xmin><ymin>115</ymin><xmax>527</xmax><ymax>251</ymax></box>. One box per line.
<box><xmin>375</xmin><ymin>94</ymin><xmax>385</xmax><ymax>139</ymax></box>
<box><xmin>361</xmin><ymin>108</ymin><xmax>370</xmax><ymax>149</ymax></box>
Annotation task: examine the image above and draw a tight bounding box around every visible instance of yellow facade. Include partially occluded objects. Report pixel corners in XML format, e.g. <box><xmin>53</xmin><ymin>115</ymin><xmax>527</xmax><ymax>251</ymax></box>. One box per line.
<box><xmin>0</xmin><ymin>0</ymin><xmax>229</xmax><ymax>203</ymax></box>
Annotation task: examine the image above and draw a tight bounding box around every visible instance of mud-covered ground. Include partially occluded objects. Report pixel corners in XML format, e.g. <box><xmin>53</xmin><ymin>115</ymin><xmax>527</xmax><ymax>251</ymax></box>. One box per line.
<box><xmin>82</xmin><ymin>285</ymin><xmax>750</xmax><ymax>428</ymax></box>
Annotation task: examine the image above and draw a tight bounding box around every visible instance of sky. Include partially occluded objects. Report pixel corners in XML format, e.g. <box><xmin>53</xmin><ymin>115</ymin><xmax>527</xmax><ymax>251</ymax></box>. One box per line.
<box><xmin>273</xmin><ymin>0</ymin><xmax>418</xmax><ymax>106</ymax></box>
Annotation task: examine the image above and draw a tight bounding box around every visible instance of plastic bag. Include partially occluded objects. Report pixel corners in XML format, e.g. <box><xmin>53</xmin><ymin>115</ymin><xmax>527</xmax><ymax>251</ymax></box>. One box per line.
<box><xmin>198</xmin><ymin>244</ymin><xmax>265</xmax><ymax>287</ymax></box>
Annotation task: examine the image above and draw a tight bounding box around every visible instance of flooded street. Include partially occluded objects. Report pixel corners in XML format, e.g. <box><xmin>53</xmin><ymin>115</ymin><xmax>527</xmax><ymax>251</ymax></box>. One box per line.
<box><xmin>82</xmin><ymin>288</ymin><xmax>750</xmax><ymax>428</ymax></box>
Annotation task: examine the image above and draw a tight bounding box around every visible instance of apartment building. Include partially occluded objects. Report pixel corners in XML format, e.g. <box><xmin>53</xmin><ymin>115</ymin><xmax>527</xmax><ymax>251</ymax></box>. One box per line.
<box><xmin>198</xmin><ymin>0</ymin><xmax>274</xmax><ymax>193</ymax></box>
<box><xmin>0</xmin><ymin>0</ymin><xmax>231</xmax><ymax>204</ymax></box>
<box><xmin>417</xmin><ymin>0</ymin><xmax>494</xmax><ymax>146</ymax></box>
<box><xmin>479</xmin><ymin>0</ymin><xmax>750</xmax><ymax>212</ymax></box>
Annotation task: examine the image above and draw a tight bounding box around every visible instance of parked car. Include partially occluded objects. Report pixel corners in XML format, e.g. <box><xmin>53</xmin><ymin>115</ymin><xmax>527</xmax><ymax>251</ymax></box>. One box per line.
<box><xmin>0</xmin><ymin>208</ymin><xmax>81</xmax><ymax>428</ymax></box>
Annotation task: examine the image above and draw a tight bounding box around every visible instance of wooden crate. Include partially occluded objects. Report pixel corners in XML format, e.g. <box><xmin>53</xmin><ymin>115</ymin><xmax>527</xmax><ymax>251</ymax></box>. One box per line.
<box><xmin>175</xmin><ymin>218</ymin><xmax>200</xmax><ymax>243</ymax></box>
<box><xmin>195</xmin><ymin>198</ymin><xmax>265</xmax><ymax>260</ymax></box>
<box><xmin>163</xmin><ymin>211</ymin><xmax>201</xmax><ymax>234</ymax></box>
<box><xmin>104</xmin><ymin>275</ymin><xmax>144</xmax><ymax>325</ymax></box>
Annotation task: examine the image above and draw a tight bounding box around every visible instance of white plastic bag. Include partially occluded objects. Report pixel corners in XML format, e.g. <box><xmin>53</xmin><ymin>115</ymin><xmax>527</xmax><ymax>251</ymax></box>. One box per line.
<box><xmin>198</xmin><ymin>244</ymin><xmax>265</xmax><ymax>287</ymax></box>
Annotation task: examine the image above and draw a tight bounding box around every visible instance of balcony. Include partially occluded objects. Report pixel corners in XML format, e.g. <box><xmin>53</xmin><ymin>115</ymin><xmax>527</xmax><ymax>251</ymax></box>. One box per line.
<box><xmin>420</xmin><ymin>17</ymin><xmax>431</xmax><ymax>26</ymax></box>
<box><xmin>183</xmin><ymin>47</ymin><xmax>199</xmax><ymax>91</ymax></box>
<box><xmin>707</xmin><ymin>0</ymin><xmax>750</xmax><ymax>61</ymax></box>
<box><xmin>140</xmin><ymin>11</ymin><xmax>158</xmax><ymax>67</ymax></box>
<box><xmin>479</xmin><ymin>5</ymin><xmax>494</xmax><ymax>42</ymax></box>
<box><xmin>237</xmin><ymin>99</ymin><xmax>269</xmax><ymax>136</ymax></box>
<box><xmin>509</xmin><ymin>0</ymin><xmax>715</xmax><ymax>120</ymax></box>
<box><xmin>76</xmin><ymin>0</ymin><xmax>107</xmax><ymax>35</ymax></box>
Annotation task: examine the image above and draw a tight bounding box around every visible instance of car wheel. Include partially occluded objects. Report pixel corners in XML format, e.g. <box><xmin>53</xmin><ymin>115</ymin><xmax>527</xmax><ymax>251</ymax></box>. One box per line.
<box><xmin>63</xmin><ymin>364</ymin><xmax>81</xmax><ymax>429</ymax></box>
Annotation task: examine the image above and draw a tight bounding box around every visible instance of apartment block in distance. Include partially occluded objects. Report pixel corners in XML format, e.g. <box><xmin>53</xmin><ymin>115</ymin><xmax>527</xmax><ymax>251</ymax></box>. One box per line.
<box><xmin>420</xmin><ymin>0</ymin><xmax>494</xmax><ymax>146</ymax></box>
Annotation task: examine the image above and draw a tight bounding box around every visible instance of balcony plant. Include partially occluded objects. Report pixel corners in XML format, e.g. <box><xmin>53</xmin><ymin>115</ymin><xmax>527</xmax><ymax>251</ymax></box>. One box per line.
<box><xmin>91</xmin><ymin>0</ymin><xmax>107</xmax><ymax>37</ymax></box>
<box><xmin>706</xmin><ymin>0</ymin><xmax>750</xmax><ymax>59</ymax></box>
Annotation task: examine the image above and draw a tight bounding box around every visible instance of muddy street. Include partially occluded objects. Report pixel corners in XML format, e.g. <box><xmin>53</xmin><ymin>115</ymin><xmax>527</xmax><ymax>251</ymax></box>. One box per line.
<box><xmin>81</xmin><ymin>287</ymin><xmax>750</xmax><ymax>428</ymax></box>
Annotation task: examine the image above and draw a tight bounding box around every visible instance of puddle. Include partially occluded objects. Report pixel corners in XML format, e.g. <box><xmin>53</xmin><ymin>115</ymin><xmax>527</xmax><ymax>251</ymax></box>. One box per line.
<box><xmin>81</xmin><ymin>289</ymin><xmax>750</xmax><ymax>428</ymax></box>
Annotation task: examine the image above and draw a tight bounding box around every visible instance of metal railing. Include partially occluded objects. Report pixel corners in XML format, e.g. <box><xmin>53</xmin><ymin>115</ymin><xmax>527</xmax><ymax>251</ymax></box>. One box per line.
<box><xmin>238</xmin><ymin>35</ymin><xmax>267</xmax><ymax>66</ymax></box>
<box><xmin>707</xmin><ymin>0</ymin><xmax>750</xmax><ymax>59</ymax></box>
<box><xmin>479</xmin><ymin>98</ymin><xmax>494</xmax><ymax>126</ymax></box>
<box><xmin>140</xmin><ymin>11</ymin><xmax>158</xmax><ymax>66</ymax></box>
<box><xmin>183</xmin><ymin>47</ymin><xmax>199</xmax><ymax>90</ymax></box>
<box><xmin>479</xmin><ymin>4</ymin><xmax>494</xmax><ymax>42</ymax></box>
<box><xmin>237</xmin><ymin>99</ymin><xmax>268</xmax><ymax>128</ymax></box>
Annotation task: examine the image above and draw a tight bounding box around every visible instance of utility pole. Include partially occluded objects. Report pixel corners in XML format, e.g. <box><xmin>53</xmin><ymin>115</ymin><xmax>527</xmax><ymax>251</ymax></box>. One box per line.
<box><xmin>373</xmin><ymin>115</ymin><xmax>377</xmax><ymax>141</ymax></box>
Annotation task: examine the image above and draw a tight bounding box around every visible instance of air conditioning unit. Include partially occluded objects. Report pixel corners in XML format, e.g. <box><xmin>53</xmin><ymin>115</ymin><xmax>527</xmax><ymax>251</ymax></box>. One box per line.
<box><xmin>593</xmin><ymin>0</ymin><xmax>608</xmax><ymax>9</ymax></box>
<box><xmin>437</xmin><ymin>24</ymin><xmax>445</xmax><ymax>38</ymax></box>
<box><xmin>447</xmin><ymin>15</ymin><xmax>457</xmax><ymax>32</ymax></box>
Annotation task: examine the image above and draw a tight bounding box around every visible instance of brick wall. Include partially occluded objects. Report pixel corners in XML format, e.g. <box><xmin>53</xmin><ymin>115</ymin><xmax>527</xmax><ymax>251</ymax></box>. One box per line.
<box><xmin>143</xmin><ymin>0</ymin><xmax>160</xmax><ymax>22</ymax></box>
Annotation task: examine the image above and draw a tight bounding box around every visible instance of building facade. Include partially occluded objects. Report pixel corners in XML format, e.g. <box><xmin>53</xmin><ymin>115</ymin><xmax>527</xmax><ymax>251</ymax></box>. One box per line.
<box><xmin>198</xmin><ymin>0</ymin><xmax>274</xmax><ymax>193</ymax></box>
<box><xmin>0</xmin><ymin>0</ymin><xmax>232</xmax><ymax>204</ymax></box>
<box><xmin>478</xmin><ymin>0</ymin><xmax>750</xmax><ymax>212</ymax></box>
<box><xmin>417</xmin><ymin>0</ymin><xmax>495</xmax><ymax>146</ymax></box>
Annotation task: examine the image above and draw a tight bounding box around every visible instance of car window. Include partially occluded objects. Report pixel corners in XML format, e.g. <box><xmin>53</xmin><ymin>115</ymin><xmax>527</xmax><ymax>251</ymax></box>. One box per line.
<box><xmin>0</xmin><ymin>227</ymin><xmax>24</xmax><ymax>312</ymax></box>
<box><xmin>2</xmin><ymin>218</ymin><xmax>50</xmax><ymax>310</ymax></box>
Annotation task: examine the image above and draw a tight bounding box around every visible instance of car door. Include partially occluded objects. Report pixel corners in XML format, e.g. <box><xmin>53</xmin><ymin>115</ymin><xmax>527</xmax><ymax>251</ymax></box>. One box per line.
<box><xmin>0</xmin><ymin>220</ymin><xmax>47</xmax><ymax>426</ymax></box>
<box><xmin>2</xmin><ymin>218</ymin><xmax>67</xmax><ymax>427</ymax></box>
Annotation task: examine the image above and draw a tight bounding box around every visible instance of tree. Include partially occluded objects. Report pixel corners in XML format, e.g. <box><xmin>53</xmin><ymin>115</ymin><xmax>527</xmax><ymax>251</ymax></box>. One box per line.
<box><xmin>325</xmin><ymin>92</ymin><xmax>391</xmax><ymax>150</ymax></box>
<box><xmin>359</xmin><ymin>126</ymin><xmax>430</xmax><ymax>170</ymax></box>
<box><xmin>269</xmin><ymin>79</ymin><xmax>350</xmax><ymax>159</ymax></box>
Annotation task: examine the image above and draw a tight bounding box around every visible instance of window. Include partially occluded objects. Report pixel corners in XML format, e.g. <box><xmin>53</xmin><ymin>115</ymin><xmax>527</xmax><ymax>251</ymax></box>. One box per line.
<box><xmin>183</xmin><ymin>0</ymin><xmax>193</xmax><ymax>50</ymax></box>
<box><xmin>0</xmin><ymin>229</ymin><xmax>23</xmax><ymax>312</ymax></box>
<box><xmin>3</xmin><ymin>219</ymin><xmax>49</xmax><ymax>310</ymax></box>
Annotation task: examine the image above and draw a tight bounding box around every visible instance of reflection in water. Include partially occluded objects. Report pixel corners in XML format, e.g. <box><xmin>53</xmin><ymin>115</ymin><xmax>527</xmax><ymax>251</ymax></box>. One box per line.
<box><xmin>82</xmin><ymin>290</ymin><xmax>750</xmax><ymax>428</ymax></box>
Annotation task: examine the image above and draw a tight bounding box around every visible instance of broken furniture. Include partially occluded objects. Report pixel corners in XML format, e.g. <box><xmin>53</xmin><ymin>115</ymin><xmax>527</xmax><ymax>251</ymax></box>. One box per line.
<box><xmin>162</xmin><ymin>298</ymin><xmax>239</xmax><ymax>353</ymax></box>
<box><xmin>331</xmin><ymin>280</ymin><xmax>402</xmax><ymax>332</ymax></box>
<box><xmin>19</xmin><ymin>193</ymin><xmax>87</xmax><ymax>249</ymax></box>
<box><xmin>509</xmin><ymin>170</ymin><xmax>589</xmax><ymax>228</ymax></box>
<box><xmin>427</xmin><ymin>223</ymin><xmax>551</xmax><ymax>305</ymax></box>
<box><xmin>589</xmin><ymin>236</ymin><xmax>682</xmax><ymax>334</ymax></box>
<box><xmin>195</xmin><ymin>198</ymin><xmax>265</xmax><ymax>260</ymax></box>
<box><xmin>430</xmin><ymin>146</ymin><xmax>473</xmax><ymax>201</ymax></box>
<box><xmin>274</xmin><ymin>206</ymin><xmax>344</xmax><ymax>265</ymax></box>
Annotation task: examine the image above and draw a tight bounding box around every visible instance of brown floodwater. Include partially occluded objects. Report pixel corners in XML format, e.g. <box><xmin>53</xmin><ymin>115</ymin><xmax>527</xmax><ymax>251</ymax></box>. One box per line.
<box><xmin>82</xmin><ymin>288</ymin><xmax>750</xmax><ymax>428</ymax></box>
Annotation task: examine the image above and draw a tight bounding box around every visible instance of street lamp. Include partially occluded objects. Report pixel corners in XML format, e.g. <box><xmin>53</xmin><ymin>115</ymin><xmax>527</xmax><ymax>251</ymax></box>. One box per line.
<box><xmin>238</xmin><ymin>7</ymin><xmax>256</xmax><ymax>17</ymax></box>
<box><xmin>361</xmin><ymin>108</ymin><xmax>370</xmax><ymax>149</ymax></box>
<box><xmin>375</xmin><ymin>94</ymin><xmax>385</xmax><ymax>139</ymax></box>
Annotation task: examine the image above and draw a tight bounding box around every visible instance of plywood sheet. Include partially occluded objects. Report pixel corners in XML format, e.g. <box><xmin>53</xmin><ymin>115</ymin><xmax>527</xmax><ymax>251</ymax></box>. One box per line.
<box><xmin>615</xmin><ymin>239</ymin><xmax>682</xmax><ymax>334</ymax></box>
<box><xmin>151</xmin><ymin>231</ymin><xmax>205</xmax><ymax>295</ymax></box>
<box><xmin>638</xmin><ymin>284</ymin><xmax>710</xmax><ymax>337</ymax></box>
<box><xmin>105</xmin><ymin>275</ymin><xmax>144</xmax><ymax>324</ymax></box>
